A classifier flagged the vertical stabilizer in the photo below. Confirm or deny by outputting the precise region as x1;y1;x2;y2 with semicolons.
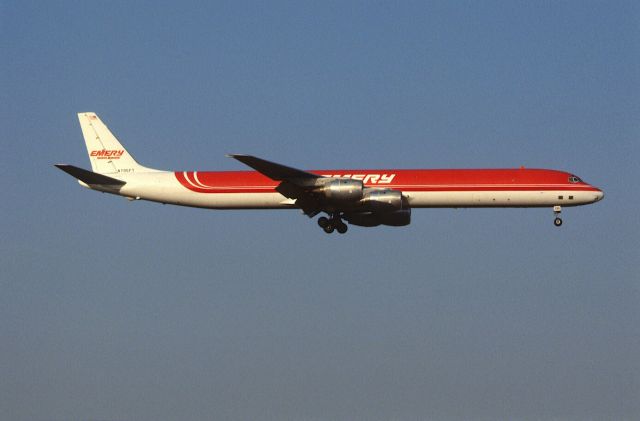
78;112;154;174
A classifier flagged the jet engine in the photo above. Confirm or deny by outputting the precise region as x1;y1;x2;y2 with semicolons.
317;178;364;202
344;189;411;226
359;188;403;211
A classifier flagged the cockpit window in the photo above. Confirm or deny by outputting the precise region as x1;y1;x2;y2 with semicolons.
568;175;582;184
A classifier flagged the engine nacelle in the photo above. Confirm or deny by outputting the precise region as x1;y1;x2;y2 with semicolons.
318;178;364;203
344;208;411;227
359;188;404;211
344;189;410;226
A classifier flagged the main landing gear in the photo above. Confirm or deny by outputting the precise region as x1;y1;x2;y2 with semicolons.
317;213;348;234
553;205;563;227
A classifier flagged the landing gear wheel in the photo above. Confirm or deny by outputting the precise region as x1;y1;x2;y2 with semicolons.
319;212;346;234
552;205;563;228
336;222;348;234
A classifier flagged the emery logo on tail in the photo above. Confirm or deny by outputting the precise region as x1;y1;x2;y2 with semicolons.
90;149;125;159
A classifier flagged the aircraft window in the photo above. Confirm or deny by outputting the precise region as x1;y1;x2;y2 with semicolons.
568;175;582;184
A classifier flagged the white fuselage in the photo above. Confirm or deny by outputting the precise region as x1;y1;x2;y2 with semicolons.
87;170;604;210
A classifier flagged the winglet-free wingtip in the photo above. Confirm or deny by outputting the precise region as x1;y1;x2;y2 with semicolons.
226;154;320;181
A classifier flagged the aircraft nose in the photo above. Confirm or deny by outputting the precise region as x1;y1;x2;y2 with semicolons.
594;188;604;202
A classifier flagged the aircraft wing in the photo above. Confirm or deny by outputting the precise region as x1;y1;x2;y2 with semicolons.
228;154;324;215
227;154;320;182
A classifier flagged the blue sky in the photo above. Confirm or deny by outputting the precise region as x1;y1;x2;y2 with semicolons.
1;1;639;420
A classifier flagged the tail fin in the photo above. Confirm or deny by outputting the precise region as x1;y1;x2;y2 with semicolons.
78;112;155;174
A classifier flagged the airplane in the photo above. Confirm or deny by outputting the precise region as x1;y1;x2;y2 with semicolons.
56;112;604;234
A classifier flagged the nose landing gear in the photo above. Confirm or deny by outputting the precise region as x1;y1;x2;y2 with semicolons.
317;213;348;234
553;205;563;227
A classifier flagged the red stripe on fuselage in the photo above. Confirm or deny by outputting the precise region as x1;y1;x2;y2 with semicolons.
174;169;601;194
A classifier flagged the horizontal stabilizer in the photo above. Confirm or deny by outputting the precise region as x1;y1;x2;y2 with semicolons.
55;164;126;186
